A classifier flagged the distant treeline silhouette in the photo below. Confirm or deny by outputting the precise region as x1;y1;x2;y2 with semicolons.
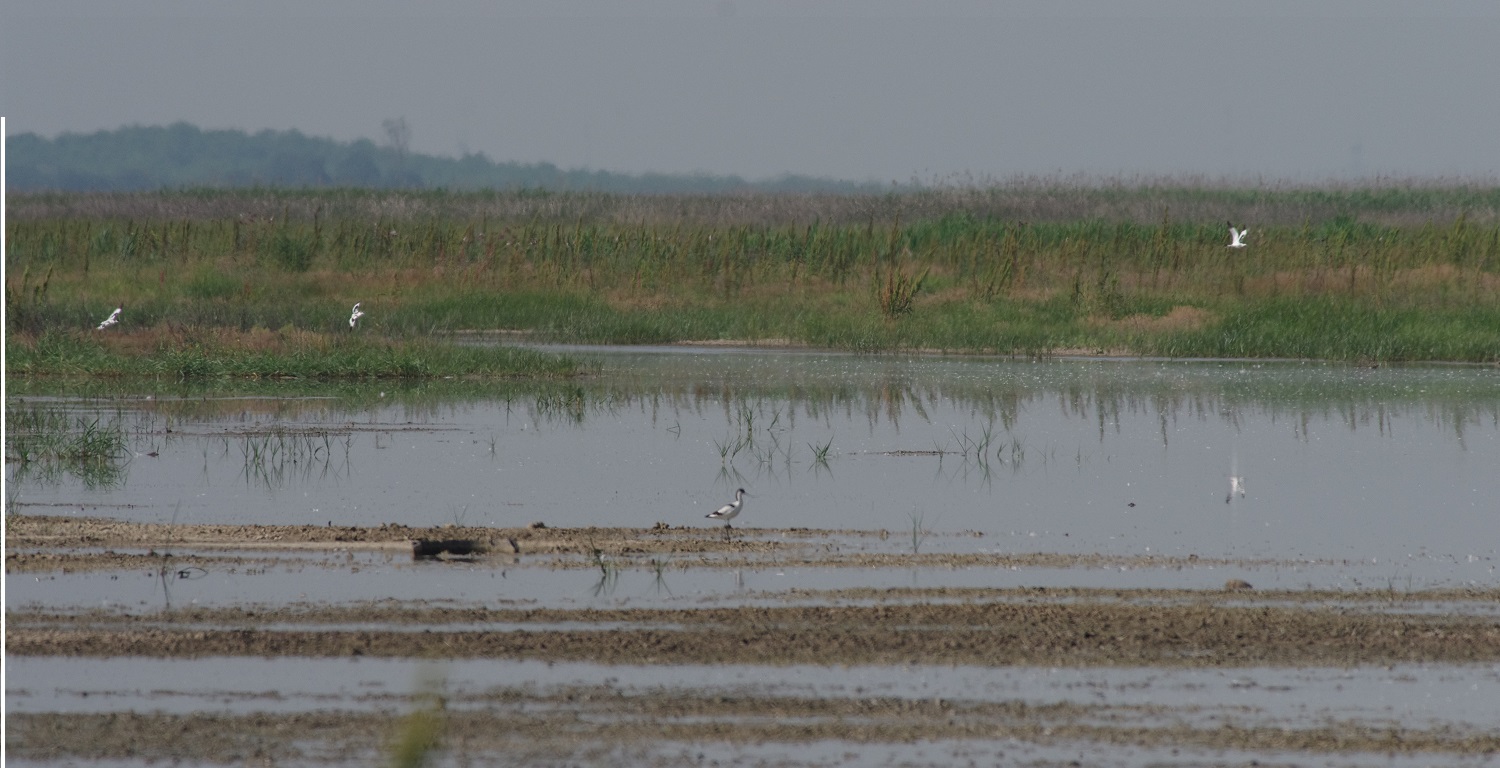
6;122;879;194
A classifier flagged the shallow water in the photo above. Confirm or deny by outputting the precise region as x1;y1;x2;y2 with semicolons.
10;656;1499;768
14;546;1496;615
13;656;1499;728
9;350;1500;765
9;349;1500;585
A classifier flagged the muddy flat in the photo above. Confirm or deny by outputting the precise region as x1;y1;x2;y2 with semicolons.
8;514;1500;766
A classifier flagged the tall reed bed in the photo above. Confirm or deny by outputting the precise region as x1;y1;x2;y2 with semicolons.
10;180;1500;226
6;186;1499;361
12;211;1496;302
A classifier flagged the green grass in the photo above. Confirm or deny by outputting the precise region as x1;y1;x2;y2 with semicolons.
6;185;1500;364
5;403;133;488
1120;298;1500;362
5;329;588;379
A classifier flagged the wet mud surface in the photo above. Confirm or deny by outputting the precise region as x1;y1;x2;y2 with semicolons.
12;597;1500;667
13;695;1500;767
9;514;1500;766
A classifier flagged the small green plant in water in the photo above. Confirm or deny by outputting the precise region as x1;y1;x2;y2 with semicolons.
907;506;938;555
809;437;833;468
237;428;344;491
714;433;747;463
951;423;995;463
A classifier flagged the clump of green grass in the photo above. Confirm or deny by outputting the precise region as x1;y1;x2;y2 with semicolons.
6;328;589;380
808;436;833;468
184;266;241;300
714;433;746;463
238;429;347;491
951;424;995;462
5;404;131;488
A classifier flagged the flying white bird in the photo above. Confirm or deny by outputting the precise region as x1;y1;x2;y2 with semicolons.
706;488;747;528
1227;222;1249;249
96;305;123;330
349;302;365;329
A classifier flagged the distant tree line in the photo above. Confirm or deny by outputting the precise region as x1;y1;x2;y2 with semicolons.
6;122;879;195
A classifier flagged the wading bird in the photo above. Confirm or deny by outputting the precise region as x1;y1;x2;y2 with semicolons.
349;302;365;329
96;305;123;330
706;488;747;528
1227;222;1249;248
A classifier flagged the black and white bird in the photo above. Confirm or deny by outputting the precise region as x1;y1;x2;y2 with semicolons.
349;302;365;329
706;488;746;528
1227;222;1249;249
96;305;123;330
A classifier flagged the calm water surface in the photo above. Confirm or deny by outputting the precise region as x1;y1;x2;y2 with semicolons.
11;348;1498;572
10;349;1500;766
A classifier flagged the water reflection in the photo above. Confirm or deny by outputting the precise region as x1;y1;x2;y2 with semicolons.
3;400;149;490
7;352;1499;571
154;554;210;614
232;429;353;492
13;356;1492;439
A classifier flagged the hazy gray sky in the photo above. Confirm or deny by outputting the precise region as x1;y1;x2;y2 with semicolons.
5;0;1498;183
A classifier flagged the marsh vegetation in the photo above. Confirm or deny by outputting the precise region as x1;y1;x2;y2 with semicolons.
4;403;134;488
6;182;1500;368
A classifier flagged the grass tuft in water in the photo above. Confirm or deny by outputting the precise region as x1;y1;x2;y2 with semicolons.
5;404;132;488
236;429;347;491
809;436;834;469
906;507;937;555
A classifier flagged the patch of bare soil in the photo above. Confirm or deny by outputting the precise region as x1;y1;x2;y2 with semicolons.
4;514;1279;569
5;550;250;574
6;513;800;557
11;598;1500;667
1091;304;1215;336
